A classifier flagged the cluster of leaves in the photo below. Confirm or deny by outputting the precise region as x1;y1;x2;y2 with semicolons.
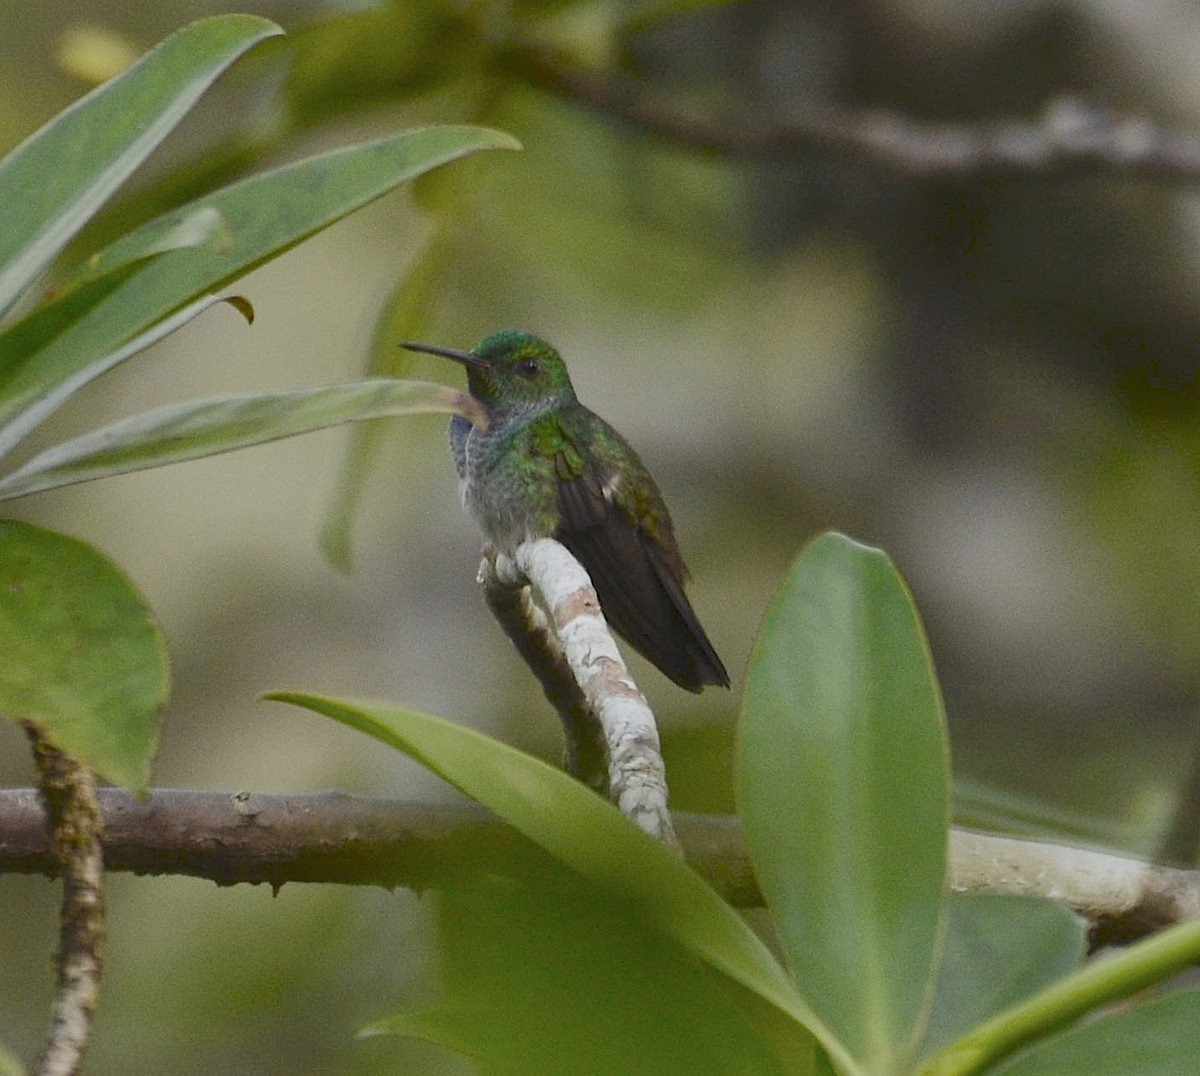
280;534;1200;1075
0;14;512;789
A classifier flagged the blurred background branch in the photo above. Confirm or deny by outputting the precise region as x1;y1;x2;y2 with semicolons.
514;47;1200;180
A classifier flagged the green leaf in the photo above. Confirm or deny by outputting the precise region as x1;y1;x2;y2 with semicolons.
267;693;861;1075
920;896;1086;1058
0;520;167;790
919;916;1200;1075
0;124;519;455
989;987;1200;1075
370;855;798;1075
0;210;233;460
0;14;280;321
0;379;482;500
737;532;950;1073
0;293;249;461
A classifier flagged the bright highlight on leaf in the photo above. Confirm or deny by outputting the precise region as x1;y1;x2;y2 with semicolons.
56;24;143;84
0;1036;24;1076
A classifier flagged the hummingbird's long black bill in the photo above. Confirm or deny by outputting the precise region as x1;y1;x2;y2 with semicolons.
401;341;491;370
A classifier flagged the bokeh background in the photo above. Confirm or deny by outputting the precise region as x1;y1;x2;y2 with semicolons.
3;0;1200;1071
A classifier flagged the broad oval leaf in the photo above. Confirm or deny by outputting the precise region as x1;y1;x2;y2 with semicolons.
267;692;863;1076
988;987;1200;1075
920;896;1086;1059
0;14;280;320
0;379;482;500
919;914;1200;1076
0;124;519;454
371;858;797;1075
737;532;950;1074
0;520;167;790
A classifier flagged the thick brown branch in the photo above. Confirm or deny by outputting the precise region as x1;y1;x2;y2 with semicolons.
509;45;1200;181
0;787;516;890
1;787;1196;946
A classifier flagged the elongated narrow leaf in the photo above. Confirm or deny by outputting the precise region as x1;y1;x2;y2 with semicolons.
0;520;167;790
268;693;864;1076
0;206;229;457
920;896;1086;1058
72;206;232;284
0;14;280;320
989;987;1200;1075
737;533;950;1074
0;292;246;461
0;380;481;500
0;124;519;453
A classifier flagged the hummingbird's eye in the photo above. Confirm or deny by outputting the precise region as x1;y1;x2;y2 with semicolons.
516;357;540;379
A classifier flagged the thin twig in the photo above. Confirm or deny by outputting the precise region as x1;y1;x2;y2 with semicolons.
508;45;1200;181
1;787;1196;945
485;538;679;849
23;727;105;1076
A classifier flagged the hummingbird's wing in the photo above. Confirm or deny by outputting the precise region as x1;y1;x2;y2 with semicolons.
554;456;729;692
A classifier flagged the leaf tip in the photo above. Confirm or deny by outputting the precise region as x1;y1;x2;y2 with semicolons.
317;509;354;574
222;294;255;324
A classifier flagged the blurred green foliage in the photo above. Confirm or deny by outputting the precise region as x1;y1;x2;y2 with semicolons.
3;0;1200;1072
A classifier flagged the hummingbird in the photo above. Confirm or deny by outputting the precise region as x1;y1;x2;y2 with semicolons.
402;329;729;693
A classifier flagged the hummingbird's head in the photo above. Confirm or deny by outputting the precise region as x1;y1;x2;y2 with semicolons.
403;330;577;419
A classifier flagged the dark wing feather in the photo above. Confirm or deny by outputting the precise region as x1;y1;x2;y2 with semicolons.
554;461;729;692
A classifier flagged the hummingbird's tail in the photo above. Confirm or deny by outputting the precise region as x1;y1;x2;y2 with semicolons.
558;524;729;693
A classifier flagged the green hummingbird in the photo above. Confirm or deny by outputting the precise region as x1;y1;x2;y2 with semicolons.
402;329;729;693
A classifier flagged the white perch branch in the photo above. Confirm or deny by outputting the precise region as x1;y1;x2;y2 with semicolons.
485;538;679;849
949;829;1200;938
